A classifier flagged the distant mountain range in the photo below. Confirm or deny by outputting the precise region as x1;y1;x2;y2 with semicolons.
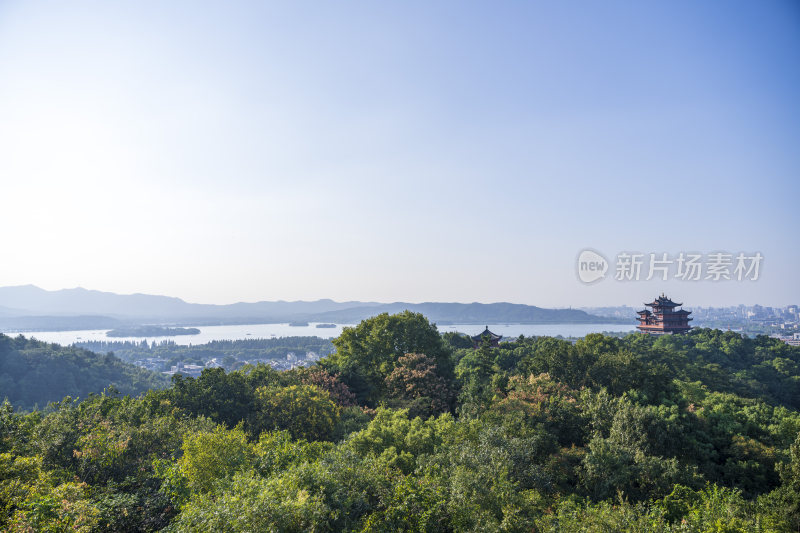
0;285;627;331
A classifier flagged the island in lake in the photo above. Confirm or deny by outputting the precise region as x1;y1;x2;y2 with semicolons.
288;321;309;327
106;326;201;338
315;323;336;328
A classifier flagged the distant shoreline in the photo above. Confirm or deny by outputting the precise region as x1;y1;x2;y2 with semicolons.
1;318;629;334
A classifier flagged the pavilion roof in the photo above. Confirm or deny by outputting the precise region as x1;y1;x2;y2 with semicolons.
471;326;502;342
644;294;682;307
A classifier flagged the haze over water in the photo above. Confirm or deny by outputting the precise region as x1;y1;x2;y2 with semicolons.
9;322;637;346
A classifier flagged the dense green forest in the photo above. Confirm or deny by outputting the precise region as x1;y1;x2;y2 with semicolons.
0;335;167;411
1;311;799;531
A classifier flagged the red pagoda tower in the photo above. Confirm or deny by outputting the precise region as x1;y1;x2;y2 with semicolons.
636;294;692;335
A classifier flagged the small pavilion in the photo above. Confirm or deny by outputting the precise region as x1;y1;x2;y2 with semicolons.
471;326;502;348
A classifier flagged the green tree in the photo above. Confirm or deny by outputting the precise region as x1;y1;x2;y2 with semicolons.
253;385;340;441
323;312;452;405
169;368;255;429
385;352;453;418
168;425;256;497
455;337;497;417
169;471;328;533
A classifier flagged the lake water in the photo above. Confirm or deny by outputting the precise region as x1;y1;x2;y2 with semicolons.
4;322;637;346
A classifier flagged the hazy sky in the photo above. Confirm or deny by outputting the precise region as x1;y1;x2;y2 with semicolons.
1;1;798;307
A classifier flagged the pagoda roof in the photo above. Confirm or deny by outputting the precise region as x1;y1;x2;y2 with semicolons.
637;309;652;315
471;326;502;342
644;294;682;307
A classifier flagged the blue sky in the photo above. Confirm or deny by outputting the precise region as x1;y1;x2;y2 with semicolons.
0;1;798;307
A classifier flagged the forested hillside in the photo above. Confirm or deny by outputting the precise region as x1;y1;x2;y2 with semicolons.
1;312;799;531
0;334;167;411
